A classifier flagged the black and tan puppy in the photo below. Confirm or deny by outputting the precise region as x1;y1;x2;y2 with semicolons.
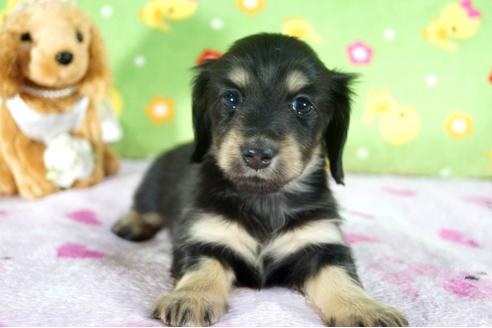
112;33;408;327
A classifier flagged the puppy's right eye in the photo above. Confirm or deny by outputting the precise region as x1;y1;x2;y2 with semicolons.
222;90;242;110
20;33;32;42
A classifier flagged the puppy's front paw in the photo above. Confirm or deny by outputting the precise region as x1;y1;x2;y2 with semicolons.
322;298;408;327
152;290;227;327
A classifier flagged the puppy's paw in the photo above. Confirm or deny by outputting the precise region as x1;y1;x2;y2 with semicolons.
152;290;227;327
322;297;408;327
111;211;162;242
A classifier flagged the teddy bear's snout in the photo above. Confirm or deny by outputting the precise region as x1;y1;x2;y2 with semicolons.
55;51;74;65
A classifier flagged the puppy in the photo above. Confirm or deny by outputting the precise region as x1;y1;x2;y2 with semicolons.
112;33;408;327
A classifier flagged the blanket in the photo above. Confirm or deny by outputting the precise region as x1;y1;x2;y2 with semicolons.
0;161;491;326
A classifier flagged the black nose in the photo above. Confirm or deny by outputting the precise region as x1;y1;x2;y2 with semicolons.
55;51;73;65
242;146;277;170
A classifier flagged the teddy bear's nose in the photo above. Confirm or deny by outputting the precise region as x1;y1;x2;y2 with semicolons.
55;51;73;65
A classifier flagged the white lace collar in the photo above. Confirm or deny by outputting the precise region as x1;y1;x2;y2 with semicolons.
21;85;77;99
5;94;89;144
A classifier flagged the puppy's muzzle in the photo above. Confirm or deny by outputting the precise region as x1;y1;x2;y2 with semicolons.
241;143;278;170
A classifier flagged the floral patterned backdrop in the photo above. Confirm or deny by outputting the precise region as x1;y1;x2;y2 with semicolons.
2;0;491;178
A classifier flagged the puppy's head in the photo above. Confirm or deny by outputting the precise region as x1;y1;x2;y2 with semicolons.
0;1;110;98
192;33;354;193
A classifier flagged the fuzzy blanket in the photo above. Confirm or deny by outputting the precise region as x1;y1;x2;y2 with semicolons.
0;161;491;327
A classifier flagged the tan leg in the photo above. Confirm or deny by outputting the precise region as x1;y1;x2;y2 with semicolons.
0;108;58;199
102;144;120;177
73;103;105;188
153;257;235;327
13;137;59;199
304;266;408;327
0;153;16;195
111;210;163;241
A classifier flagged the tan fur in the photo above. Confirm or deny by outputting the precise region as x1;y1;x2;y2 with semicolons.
216;129;243;174
286;70;308;93
262;219;345;260
228;67;250;89
154;257;235;326
304;267;408;327
217;130;305;185
189;213;259;264
0;1;119;199
111;210;162;239
282;145;322;193
278;134;304;181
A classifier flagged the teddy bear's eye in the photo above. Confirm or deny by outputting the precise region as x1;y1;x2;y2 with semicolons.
76;31;83;43
20;32;32;42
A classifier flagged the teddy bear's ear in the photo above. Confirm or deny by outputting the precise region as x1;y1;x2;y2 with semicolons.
77;24;111;101
0;28;23;98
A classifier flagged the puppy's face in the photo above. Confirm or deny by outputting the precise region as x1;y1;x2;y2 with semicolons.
10;3;92;88
192;34;354;193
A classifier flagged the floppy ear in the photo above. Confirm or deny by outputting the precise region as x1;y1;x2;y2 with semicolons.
324;71;356;185
0;28;23;98
190;61;214;162
77;24;111;101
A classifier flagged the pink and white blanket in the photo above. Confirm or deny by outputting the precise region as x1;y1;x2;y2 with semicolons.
0;161;491;326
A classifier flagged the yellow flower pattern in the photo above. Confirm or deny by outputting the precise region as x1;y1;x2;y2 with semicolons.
365;90;421;145
146;97;175;125
282;17;321;43
444;113;473;139
236;0;265;15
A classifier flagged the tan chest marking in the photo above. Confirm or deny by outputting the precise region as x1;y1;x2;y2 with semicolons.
189;214;260;264
261;219;345;260
189;215;345;267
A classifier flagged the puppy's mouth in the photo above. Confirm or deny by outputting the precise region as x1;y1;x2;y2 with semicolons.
230;175;284;194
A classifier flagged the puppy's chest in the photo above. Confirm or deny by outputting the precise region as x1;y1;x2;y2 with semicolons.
188;213;344;287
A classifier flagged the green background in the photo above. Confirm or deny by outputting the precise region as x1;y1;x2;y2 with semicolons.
3;0;492;178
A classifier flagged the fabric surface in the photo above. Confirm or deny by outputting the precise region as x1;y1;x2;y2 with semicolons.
0;161;491;326
4;0;491;178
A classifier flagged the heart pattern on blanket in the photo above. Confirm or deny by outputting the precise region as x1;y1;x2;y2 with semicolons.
382;186;417;197
67;209;102;225
347;210;375;219
344;232;380;244
0;210;8;217
463;195;492;208
57;243;105;258
439;229;480;248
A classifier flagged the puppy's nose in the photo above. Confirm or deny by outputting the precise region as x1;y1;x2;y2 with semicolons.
242;146;277;170
55;51;73;65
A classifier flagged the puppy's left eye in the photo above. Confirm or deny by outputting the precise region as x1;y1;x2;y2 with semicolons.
222;90;242;110
76;31;84;43
291;96;314;115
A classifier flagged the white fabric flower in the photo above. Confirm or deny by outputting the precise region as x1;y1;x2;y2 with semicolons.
44;133;94;188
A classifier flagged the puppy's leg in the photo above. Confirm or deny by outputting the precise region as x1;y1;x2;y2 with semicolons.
112;159;168;241
112;152;179;241
264;219;407;327
111;210;163;241
304;265;408;327
153;257;234;327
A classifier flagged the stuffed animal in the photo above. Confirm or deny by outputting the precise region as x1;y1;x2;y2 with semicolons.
0;0;120;199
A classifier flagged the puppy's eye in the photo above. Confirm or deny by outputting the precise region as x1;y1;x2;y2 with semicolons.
222;90;242;110
76;31;83;43
291;96;314;115
20;32;32;42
